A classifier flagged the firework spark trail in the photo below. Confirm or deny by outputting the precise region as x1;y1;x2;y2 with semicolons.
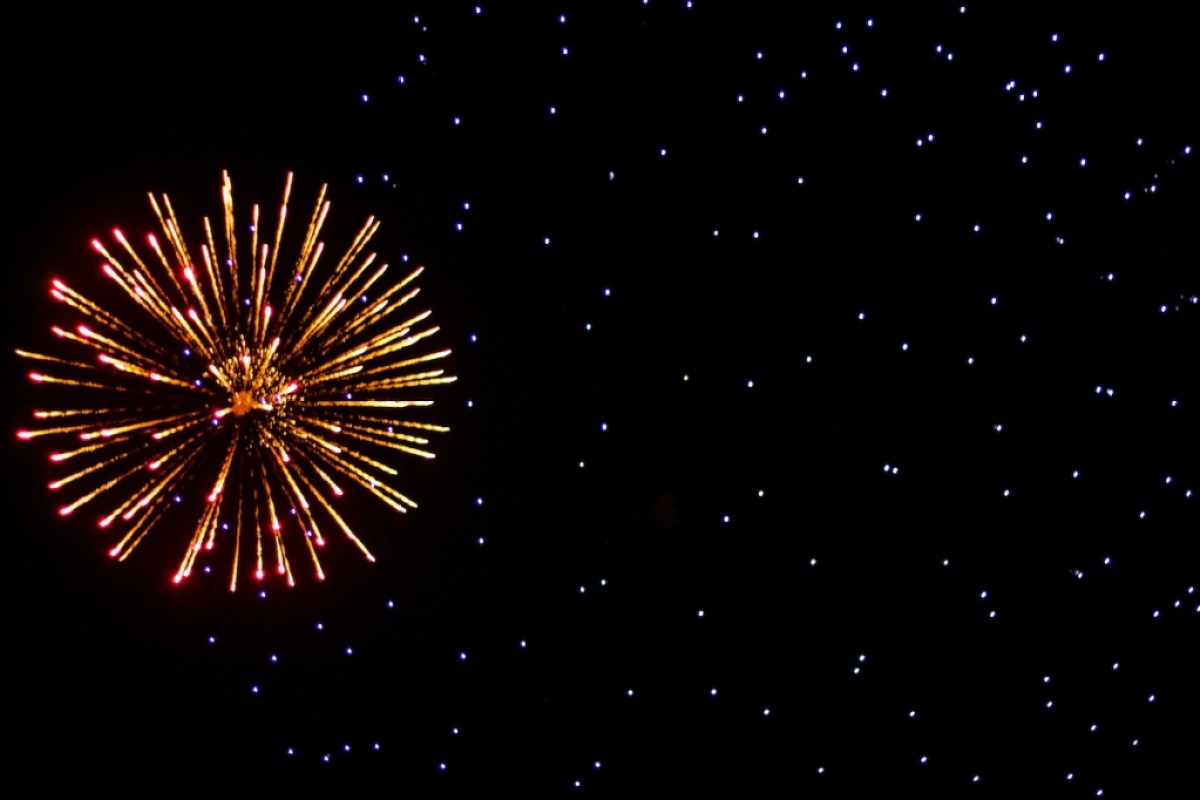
17;172;455;590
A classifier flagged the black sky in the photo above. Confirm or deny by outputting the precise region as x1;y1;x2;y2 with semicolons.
4;3;1199;796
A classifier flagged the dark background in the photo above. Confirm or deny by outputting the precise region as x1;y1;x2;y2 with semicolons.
3;3;1198;796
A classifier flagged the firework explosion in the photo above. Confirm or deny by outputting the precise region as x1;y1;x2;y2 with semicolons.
16;172;455;589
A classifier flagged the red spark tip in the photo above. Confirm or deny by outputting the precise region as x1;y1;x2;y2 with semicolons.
172;573;184;584
29;372;44;382
16;431;33;440
98;518;111;528
109;546;122;557
256;570;265;580
59;507;73;517
276;564;286;574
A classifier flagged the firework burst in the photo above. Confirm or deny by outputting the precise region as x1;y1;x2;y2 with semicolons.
17;172;455;589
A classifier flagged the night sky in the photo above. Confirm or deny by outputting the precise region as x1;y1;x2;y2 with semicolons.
4;3;1198;796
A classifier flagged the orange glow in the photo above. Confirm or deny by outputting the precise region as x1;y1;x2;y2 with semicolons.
231;391;256;417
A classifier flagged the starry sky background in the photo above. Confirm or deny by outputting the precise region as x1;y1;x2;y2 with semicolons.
3;2;1198;796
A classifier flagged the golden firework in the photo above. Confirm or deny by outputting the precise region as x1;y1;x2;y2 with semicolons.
17;172;455;589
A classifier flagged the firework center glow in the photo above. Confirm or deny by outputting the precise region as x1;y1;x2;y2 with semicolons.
231;390;260;417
